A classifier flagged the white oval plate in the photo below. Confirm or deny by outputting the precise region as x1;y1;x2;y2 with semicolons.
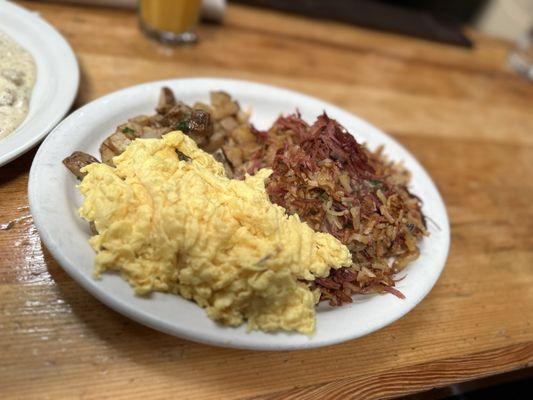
29;78;450;350
0;0;79;166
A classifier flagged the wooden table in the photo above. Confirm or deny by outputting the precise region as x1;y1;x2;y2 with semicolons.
1;2;532;399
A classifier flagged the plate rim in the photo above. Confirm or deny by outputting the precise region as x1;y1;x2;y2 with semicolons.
0;0;79;166
29;77;450;350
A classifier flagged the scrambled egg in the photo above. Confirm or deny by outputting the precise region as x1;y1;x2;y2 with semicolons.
79;131;351;334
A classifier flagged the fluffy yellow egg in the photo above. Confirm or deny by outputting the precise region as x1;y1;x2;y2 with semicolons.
78;131;351;334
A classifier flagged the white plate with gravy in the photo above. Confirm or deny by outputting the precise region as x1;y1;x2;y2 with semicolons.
0;0;78;166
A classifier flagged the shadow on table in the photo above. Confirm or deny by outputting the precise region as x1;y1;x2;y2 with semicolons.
44;243;431;396
0;149;36;187
402;367;533;400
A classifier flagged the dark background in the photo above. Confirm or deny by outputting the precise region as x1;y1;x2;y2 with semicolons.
232;0;489;47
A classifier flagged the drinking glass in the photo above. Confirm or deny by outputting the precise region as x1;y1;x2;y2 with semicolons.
139;0;202;44
508;27;533;80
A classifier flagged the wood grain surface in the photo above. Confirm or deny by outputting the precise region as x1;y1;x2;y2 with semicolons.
1;1;533;399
